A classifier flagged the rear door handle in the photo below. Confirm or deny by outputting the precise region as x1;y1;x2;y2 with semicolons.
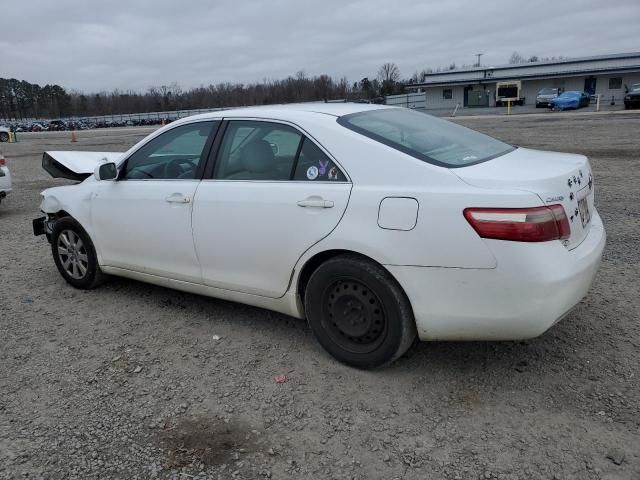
297;197;334;208
165;193;190;204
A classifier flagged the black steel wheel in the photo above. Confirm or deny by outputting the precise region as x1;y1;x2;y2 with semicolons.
323;278;388;354
304;254;416;369
0;132;9;142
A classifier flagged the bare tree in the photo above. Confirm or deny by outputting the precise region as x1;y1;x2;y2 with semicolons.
508;51;526;64
377;62;401;83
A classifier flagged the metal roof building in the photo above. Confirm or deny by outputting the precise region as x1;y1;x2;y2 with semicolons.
406;52;640;109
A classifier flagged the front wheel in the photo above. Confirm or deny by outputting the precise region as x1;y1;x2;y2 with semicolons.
51;217;106;289
0;132;9;142
304;255;417;369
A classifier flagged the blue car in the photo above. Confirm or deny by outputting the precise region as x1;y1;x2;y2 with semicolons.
549;91;591;110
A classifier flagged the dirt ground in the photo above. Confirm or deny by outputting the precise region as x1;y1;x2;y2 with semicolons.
1;112;639;480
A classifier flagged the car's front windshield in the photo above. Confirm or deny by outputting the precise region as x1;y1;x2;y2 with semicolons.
539;88;557;95
338;108;514;168
631;84;640;93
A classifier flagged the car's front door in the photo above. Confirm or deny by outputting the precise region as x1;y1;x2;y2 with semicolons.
192;120;352;298
92;121;219;283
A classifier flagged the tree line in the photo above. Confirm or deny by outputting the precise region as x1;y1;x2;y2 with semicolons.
0;64;408;121
0;53;565;120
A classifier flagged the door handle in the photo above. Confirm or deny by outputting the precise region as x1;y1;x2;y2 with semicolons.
297;197;334;208
165;193;191;204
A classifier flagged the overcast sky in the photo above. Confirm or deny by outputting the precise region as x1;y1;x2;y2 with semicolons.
1;0;639;92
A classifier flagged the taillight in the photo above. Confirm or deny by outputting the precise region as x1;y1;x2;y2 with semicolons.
464;205;570;242
0;154;5;167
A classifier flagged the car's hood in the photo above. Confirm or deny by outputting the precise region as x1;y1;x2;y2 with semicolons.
42;151;124;181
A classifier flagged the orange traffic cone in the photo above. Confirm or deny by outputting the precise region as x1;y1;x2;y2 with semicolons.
71;130;77;143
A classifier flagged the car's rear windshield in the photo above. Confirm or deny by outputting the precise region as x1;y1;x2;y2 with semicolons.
337;108;514;167
539;88;557;94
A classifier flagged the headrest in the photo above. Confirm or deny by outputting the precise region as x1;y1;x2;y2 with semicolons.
240;140;274;173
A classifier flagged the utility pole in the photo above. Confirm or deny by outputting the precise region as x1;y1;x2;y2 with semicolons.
475;53;484;67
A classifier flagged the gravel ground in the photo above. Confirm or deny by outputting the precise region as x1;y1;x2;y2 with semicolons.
0;113;639;480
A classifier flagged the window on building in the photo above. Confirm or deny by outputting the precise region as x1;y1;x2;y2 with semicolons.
442;89;453;100
609;77;622;90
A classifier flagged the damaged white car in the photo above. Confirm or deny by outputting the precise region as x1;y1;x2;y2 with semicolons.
34;104;605;368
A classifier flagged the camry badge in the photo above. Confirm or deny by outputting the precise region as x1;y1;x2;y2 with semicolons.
546;196;564;202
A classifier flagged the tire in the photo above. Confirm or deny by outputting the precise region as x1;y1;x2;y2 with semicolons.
304;254;417;369
51;217;106;289
0;132;9;142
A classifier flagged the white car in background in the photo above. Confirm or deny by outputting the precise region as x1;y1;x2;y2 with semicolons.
0;152;12;203
33;104;605;368
0;126;11;143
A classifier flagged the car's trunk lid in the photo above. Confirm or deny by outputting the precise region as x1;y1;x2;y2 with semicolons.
452;147;595;249
43;151;124;181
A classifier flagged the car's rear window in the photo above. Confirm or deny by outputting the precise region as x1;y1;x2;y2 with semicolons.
337;108;514;167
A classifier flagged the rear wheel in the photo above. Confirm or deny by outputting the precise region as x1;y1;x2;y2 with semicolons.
0;132;9;142
51;217;106;289
304;255;417;369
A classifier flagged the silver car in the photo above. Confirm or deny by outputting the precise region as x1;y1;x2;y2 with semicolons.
536;88;561;108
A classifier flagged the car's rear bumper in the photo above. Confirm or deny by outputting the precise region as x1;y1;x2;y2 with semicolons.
388;211;606;341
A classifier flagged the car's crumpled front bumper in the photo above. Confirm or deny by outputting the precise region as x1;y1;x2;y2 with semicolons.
32;215;56;238
388;211;606;341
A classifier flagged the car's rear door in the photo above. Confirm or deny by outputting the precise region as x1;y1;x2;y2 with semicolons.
91;121;219;283
192;119;351;298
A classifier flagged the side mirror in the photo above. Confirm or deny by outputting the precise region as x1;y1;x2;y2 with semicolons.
94;162;117;181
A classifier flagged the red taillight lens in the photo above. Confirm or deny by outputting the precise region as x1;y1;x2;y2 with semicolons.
464;205;570;242
0;155;5;167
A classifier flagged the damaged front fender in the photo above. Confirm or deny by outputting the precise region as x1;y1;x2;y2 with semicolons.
40;194;63;213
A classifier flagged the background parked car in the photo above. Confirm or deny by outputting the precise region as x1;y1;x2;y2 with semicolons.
0;126;10;142
536;87;561;107
549;91;590;110
624;83;640;109
0;151;12;203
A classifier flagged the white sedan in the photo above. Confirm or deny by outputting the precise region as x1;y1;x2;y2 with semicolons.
33;104;605;368
0;151;11;203
0;126;10;143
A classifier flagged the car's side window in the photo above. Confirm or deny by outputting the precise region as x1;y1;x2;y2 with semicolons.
122;121;217;180
214;121;303;181
293;138;347;182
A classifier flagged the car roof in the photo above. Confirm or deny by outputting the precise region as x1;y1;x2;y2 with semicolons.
175;102;391;124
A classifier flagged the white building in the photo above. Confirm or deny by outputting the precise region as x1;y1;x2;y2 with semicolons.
407;52;640;109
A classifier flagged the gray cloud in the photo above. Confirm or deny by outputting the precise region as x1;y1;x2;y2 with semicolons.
1;0;639;92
